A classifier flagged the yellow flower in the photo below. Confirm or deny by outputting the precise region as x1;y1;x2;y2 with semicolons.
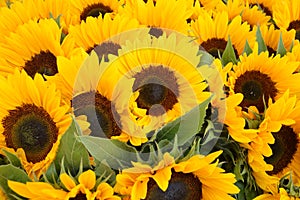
120;0;192;34
273;0;300;40
60;170;120;200
0;0;71;41
243;91;300;192
242;0;276;17
115;151;239;200
49;50;147;145
216;0;271;28
108;32;210;139
190;10;256;57
63;13;141;55
0;18;74;78
253;188;300;200
67;0;123;25
0;69;71;178
227;44;300;113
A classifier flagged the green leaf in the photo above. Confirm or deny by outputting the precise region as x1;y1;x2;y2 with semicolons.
54;119;91;175
155;96;211;146
2;149;21;168
255;26;267;53
221;37;238;66
198;50;214;67
242;40;253;56
276;33;287;56
0;164;31;200
78;137;138;170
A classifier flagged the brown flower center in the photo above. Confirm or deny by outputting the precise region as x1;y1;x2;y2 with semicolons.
234;70;278;112
200;38;239;58
287;20;300;40
133;66;179;116
69;192;87;200
80;3;113;21
267;46;277;55
72;91;122;138
93;41;121;62
24;51;58;78
2;104;58;163
145;172;202;200
265;126;299;175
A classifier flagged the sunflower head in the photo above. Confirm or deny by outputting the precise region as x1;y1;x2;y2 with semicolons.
115;150;239;200
120;0;192;34
0;18;72;78
106;31;211;137
227;44;300;113
68;0;123;25
0;69;71;178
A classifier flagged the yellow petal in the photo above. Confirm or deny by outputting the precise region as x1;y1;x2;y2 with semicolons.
78;170;96;190
7;181;35;198
60;173;76;191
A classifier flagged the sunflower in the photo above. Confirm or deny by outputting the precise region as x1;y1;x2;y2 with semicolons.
0;69;71;178
243;0;276;17
114;151;239;200
50;50;148;146
60;170;120;200
253;24;296;55
120;0;192;35
68;0;123;26
109;32;210;132
273;0;300;40
0;18;74;78
216;0;271;28
253;188;299;200
227;44;300;113
8;170;120;200
189;10;256;58
63;13;141;56
242;91;300;192
240;3;271;28
0;0;71;41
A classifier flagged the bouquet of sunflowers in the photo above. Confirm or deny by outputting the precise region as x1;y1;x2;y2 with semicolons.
0;0;300;199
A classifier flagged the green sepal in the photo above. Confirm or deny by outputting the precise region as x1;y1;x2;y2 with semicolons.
41;162;60;189
242;40;253;56
276;32;287;56
1;149;21;168
0;164;31;200
255;26;268;53
78;136;138;170
94;160;117;186
54;119;91;176
154;96;211;146
221;37;238;66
